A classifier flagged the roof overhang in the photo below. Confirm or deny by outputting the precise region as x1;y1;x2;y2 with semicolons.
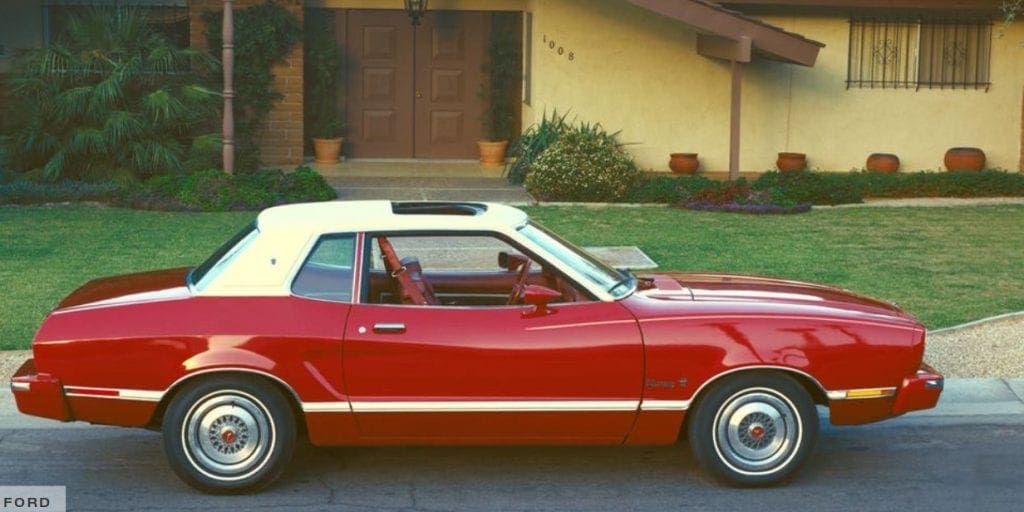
720;0;1003;15
625;0;825;66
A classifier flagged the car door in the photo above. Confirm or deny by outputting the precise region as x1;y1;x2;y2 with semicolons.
342;233;645;443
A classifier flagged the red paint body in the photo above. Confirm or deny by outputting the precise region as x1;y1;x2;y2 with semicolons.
11;263;942;446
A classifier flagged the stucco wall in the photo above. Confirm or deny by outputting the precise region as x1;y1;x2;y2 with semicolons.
524;0;1024;173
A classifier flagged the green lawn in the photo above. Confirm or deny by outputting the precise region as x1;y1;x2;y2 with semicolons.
2;203;1022;350
524;204;1024;330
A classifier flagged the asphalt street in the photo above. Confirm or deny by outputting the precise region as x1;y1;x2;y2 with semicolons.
1;383;1023;512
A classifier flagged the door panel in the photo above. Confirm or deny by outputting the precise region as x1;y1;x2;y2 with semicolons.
346;10;414;157
342;301;644;442
414;12;489;158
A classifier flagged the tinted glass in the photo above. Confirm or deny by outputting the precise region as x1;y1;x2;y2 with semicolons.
518;221;631;298
292;235;357;302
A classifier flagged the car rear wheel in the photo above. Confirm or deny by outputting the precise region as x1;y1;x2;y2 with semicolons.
162;375;296;494
687;372;818;486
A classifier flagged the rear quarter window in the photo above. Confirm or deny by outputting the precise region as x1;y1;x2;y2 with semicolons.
291;234;357;302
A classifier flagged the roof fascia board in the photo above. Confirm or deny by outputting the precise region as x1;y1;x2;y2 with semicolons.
626;0;824;66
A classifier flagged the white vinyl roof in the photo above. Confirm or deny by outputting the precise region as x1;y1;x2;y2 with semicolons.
255;201;529;235
196;201;609;299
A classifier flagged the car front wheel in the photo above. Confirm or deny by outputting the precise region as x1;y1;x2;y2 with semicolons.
687;372;818;486
162;375;296;494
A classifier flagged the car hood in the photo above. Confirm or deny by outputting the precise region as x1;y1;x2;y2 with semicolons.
637;272;912;319
56;267;192;310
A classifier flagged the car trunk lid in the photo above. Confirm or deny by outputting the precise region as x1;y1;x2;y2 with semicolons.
56;267;192;310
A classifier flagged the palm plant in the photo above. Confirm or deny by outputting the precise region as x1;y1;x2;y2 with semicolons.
4;8;218;181
504;110;569;184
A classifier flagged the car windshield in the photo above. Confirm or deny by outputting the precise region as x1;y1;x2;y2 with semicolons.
187;221;258;289
518;221;635;299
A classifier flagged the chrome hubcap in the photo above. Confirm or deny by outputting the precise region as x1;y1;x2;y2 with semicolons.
184;392;273;479
714;390;800;473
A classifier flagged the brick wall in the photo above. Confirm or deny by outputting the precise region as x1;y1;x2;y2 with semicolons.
189;0;304;168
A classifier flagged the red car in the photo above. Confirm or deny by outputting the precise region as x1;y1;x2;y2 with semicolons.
10;201;943;493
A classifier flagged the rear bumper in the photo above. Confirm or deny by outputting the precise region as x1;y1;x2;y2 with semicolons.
9;358;72;422
891;362;944;415
829;363;944;425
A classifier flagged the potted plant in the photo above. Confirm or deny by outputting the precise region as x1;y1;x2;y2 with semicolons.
304;13;345;164
312;119;343;164
944;147;986;172
478;13;521;168
866;153;900;173
776;152;807;173
669;153;699;175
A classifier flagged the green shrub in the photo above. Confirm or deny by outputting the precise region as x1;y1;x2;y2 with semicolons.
127;166;337;211
526;131;639;202
505;110;570;185
752;171;864;205
0;180;121;205
507;111;629;186
282;165;338;203
304;11;344;141
751;169;1024;206
4;8;218;181
2;166;335;210
480;12;522;142
858;169;1024;198
625;175;719;203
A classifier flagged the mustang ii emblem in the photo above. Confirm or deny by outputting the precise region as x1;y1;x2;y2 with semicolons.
647;378;687;389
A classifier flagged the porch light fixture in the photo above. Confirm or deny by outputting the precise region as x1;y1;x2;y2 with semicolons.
404;0;427;26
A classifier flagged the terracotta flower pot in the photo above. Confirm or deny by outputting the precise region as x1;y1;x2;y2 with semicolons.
669;153;699;175
313;137;343;164
478;140;509;168
944;147;986;172
866;153;900;174
776;152;807;173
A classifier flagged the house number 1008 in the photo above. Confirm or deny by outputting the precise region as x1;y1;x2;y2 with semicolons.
542;34;575;62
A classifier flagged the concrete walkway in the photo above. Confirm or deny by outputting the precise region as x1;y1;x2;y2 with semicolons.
830;197;1024;208
311;159;535;203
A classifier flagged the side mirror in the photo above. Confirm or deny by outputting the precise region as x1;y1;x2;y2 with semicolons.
522;285;561;315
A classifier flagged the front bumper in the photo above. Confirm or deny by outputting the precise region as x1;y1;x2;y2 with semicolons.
829;362;944;425
9;358;72;422
891;362;944;415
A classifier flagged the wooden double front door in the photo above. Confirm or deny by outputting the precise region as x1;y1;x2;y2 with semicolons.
345;10;490;159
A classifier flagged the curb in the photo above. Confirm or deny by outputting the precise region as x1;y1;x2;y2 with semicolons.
522;198;1024;209
928;310;1024;335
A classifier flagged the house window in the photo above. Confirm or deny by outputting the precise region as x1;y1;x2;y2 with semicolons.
847;17;991;91
43;1;189;48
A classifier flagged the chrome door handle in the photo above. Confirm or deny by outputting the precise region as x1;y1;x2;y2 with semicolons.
373;323;406;334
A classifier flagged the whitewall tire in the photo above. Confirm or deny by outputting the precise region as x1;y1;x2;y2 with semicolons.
162;375;296;494
687;372;818;486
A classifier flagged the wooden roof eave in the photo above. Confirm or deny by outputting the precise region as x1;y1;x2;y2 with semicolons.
625;0;825;66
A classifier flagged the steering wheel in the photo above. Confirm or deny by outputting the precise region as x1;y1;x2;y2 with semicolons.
507;259;533;305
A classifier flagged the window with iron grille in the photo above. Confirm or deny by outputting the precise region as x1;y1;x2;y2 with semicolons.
847;17;992;91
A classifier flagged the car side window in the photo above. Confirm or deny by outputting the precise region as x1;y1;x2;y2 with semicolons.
365;233;591;306
369;235;516;272
292;234;356;302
